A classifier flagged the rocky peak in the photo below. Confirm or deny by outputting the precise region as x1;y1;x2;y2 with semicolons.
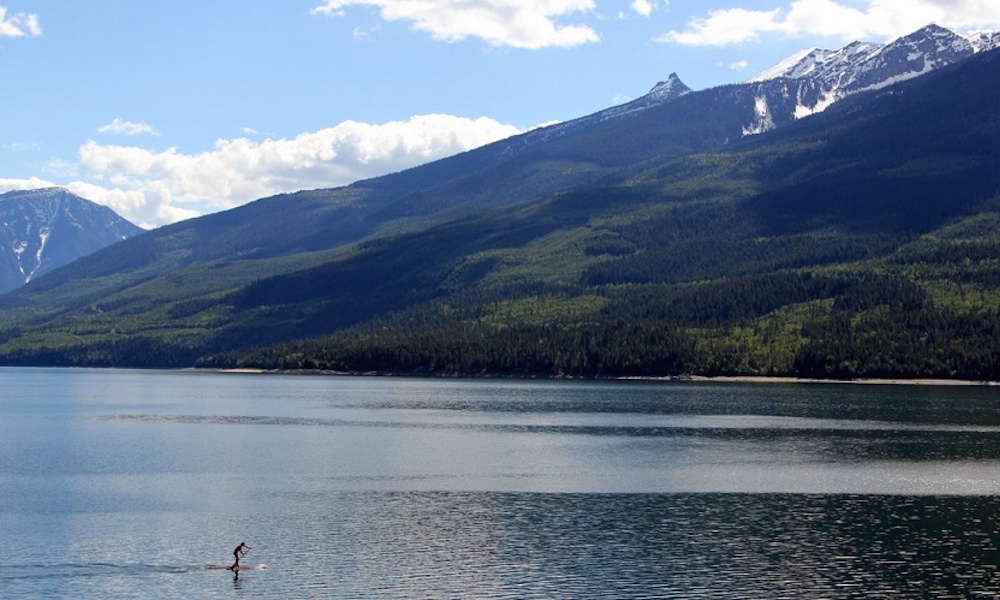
646;73;692;102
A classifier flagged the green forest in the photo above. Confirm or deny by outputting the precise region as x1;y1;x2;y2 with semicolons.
200;262;1000;380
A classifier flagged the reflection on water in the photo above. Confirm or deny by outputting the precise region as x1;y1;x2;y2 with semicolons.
3;369;1000;597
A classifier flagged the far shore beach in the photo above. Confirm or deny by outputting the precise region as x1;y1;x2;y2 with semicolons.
204;368;1000;386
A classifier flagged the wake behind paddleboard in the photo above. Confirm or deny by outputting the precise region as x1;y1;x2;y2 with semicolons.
205;564;269;570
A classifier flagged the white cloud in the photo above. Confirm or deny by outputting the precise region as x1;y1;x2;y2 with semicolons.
311;0;600;49
658;0;1000;46
729;59;749;70
631;0;656;17
65;181;198;229
43;158;79;179
658;8;784;45
66;114;522;228
3;115;523;229
97;117;159;137
0;6;41;38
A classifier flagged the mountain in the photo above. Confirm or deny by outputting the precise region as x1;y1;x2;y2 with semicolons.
210;47;1000;378
235;47;1000;380
0;41;997;378
747;24;996;119
0;188;143;294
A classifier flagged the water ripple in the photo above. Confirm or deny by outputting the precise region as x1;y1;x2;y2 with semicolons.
256;492;1000;598
91;413;1000;462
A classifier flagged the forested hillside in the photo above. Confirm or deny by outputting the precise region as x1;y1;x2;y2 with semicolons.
211;49;1000;379
0;49;999;380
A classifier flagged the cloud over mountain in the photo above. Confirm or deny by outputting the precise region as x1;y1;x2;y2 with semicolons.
2;114;523;228
659;0;1000;46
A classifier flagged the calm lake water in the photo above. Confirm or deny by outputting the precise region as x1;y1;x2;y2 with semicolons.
3;368;1000;598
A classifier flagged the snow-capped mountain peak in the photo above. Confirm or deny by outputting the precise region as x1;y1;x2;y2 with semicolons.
744;24;994;123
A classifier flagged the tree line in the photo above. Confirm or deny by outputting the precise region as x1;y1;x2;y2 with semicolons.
198;268;1000;381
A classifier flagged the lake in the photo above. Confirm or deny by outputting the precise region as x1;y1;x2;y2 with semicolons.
3;368;1000;598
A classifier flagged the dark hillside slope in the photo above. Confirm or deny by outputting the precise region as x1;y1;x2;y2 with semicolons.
582;49;1000;286
746;49;1000;233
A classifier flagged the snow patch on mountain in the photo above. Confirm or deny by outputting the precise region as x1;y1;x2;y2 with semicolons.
968;31;1000;52
743;96;776;136
748;48;824;83
28;227;51;282
794;93;836;120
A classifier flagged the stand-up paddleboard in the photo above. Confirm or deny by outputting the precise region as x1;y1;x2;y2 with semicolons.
205;564;269;570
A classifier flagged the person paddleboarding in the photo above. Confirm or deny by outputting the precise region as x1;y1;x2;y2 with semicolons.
231;542;251;570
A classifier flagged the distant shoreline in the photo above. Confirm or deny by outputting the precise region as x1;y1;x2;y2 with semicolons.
652;375;1000;386
204;369;1000;386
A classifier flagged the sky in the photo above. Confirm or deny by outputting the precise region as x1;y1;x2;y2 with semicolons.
1;1;999;228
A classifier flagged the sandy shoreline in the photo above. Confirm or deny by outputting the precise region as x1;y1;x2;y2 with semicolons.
664;375;1000;386
204;368;1000;386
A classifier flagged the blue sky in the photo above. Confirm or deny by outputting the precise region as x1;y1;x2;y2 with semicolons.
1;1;998;227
